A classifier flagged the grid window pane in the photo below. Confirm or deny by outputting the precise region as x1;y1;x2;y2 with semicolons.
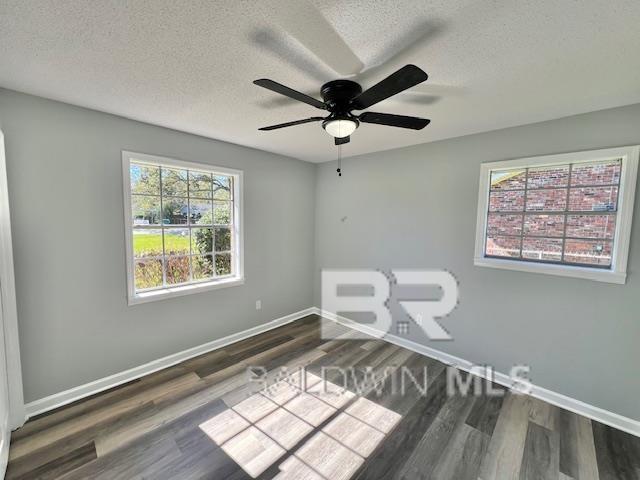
215;227;232;252
189;199;213;225
189;171;213;199
566;214;616;240
214;175;233;200
132;195;162;225
193;255;214;280
215;253;232;276
486;236;521;258
564;240;613;266
568;186;618;212
487;214;523;236
164;228;190;255
522;238;563;262
134;258;163;290
525;189;567;212
527;165;569;189
214;201;232;224
489;191;525;212
133;229;163;258
490;170;526;190
162;167;188;196
191;228;213;255
570;160;621;186
130;163;160;195
523;215;564;237
162;197;188;225
166;256;191;284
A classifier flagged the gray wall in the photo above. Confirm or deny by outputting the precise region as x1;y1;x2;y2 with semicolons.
0;89;316;403
2;86;639;421
315;104;640;421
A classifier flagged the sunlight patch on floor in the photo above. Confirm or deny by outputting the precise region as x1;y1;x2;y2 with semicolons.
199;371;402;479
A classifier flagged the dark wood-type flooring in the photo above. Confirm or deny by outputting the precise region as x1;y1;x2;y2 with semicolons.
7;315;640;479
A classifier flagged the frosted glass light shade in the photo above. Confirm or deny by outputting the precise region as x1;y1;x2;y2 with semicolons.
323;119;357;138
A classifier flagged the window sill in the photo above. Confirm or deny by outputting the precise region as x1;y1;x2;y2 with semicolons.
473;257;626;284
128;276;245;305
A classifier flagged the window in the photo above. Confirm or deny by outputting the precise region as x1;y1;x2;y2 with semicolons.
122;151;243;304
474;146;639;283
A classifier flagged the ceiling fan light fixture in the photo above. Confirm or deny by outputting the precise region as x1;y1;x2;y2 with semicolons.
322;117;358;138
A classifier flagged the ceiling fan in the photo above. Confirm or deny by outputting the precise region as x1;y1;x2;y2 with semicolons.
254;64;431;145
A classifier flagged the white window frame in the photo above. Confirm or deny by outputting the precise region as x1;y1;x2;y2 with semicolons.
474;146;639;284
122;151;244;305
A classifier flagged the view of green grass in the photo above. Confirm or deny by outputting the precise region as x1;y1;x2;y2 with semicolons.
133;233;191;256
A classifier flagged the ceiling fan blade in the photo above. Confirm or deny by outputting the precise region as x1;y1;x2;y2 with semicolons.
274;0;364;76
258;117;324;131
335;136;350;145
351;65;428;110
359;112;430;130
254;79;326;110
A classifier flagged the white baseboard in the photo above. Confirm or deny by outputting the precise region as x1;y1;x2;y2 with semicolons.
313;307;640;438
24;307;316;419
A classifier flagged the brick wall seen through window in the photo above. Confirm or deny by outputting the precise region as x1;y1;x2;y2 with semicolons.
486;159;621;267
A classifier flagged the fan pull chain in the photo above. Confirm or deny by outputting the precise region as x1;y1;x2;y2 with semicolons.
337;144;342;177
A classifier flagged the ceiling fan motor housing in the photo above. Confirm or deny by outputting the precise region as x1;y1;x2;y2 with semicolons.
320;79;362;112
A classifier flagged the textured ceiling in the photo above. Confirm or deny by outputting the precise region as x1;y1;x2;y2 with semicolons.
1;0;640;162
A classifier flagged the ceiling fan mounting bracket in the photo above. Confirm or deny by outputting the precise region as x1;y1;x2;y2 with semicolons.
320;79;362;112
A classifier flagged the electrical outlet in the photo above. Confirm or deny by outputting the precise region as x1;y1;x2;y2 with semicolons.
255;300;262;310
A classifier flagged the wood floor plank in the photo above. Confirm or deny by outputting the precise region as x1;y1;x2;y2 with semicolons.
5;441;96;480
58;431;182;480
465;390;505;437
316;341;398;391
519;421;560;480
343;343;403;396
478;392;532;480
558;409;602;480
202;330;326;389
295;431;364;480
360;340;382;351
397;391;477;479
574;414;601;480
305;341;373;376
363;353;444;417
9;372;200;461
92;401;164;457
179;348;230;373
558;408;580;479
195;335;295;378
6;401;157;477
12;366;189;442
529;396;559;431
431;423;491;480
142;439;251;480
593;420;639;480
